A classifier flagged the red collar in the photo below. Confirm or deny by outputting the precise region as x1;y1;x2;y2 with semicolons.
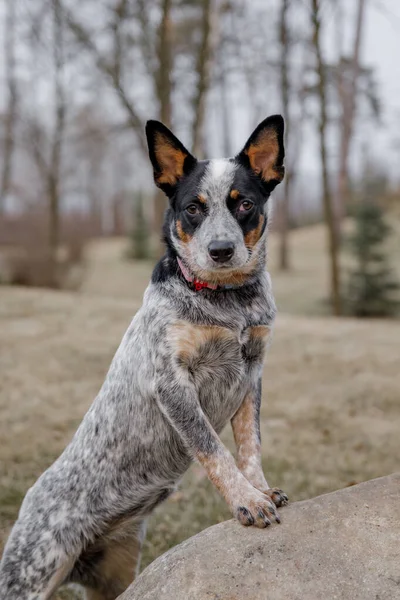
177;257;220;291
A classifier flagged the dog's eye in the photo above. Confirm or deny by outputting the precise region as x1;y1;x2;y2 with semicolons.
186;204;199;215
239;200;254;212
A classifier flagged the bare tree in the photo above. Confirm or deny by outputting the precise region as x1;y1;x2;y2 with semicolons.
22;0;68;282
192;0;218;157
336;0;367;222
276;0;310;270
61;1;146;152
153;0;174;255
48;0;67;259
157;0;173;127
66;106;104;233
61;0;176;253
277;0;291;271
0;0;18;215
311;0;342;316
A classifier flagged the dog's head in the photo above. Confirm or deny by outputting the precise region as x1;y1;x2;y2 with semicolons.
146;116;284;285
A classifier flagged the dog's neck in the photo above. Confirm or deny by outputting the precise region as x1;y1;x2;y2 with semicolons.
151;247;275;327
174;244;268;293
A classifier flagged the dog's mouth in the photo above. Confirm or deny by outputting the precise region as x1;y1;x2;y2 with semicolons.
201;248;256;272
179;254;258;287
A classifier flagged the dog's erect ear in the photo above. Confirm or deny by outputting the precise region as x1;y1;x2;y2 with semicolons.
237;115;285;191
145;120;197;198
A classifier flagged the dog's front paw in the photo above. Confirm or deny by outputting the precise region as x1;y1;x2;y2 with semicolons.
234;489;281;528
264;487;289;508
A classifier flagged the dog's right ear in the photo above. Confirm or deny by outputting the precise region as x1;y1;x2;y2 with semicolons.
146;121;197;198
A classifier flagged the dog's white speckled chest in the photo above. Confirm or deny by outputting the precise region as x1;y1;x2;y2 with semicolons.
169;321;270;433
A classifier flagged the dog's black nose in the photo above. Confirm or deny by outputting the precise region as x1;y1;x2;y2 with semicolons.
208;241;235;263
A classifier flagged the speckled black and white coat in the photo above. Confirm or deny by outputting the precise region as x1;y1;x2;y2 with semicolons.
0;116;288;600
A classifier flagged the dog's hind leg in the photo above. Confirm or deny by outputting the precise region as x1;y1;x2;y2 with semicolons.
70;519;147;600
0;517;78;600
39;556;76;600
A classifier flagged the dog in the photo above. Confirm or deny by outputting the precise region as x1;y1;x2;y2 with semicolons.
0;115;288;600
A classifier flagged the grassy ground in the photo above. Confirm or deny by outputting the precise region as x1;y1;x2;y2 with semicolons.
1;224;400;598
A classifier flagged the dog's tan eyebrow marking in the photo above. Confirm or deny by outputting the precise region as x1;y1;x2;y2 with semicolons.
198;194;207;204
230;189;240;200
244;215;265;249
176;220;192;244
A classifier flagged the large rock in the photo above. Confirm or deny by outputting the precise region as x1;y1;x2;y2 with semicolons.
118;473;400;600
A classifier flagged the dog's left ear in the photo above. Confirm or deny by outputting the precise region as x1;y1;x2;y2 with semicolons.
237;115;285;191
146;120;197;198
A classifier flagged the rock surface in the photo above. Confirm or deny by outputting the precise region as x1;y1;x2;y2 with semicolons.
118;473;400;600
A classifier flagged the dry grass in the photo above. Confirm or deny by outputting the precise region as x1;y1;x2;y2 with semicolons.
1;224;400;598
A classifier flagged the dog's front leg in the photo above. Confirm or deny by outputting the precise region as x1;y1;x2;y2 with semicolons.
156;376;280;528
231;379;288;509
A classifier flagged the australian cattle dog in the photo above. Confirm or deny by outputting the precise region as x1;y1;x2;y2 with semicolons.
0;115;288;600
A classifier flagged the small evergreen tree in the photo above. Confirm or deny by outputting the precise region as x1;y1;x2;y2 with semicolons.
345;199;399;317
128;192;151;260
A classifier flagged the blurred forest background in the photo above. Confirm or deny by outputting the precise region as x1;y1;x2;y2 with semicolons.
0;0;399;315
1;1;400;597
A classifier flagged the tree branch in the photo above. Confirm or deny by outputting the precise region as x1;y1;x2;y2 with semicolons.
60;1;146;152
192;0;218;157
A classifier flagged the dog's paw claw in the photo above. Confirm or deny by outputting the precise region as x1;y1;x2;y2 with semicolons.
235;493;280;528
237;506;255;526
266;488;289;508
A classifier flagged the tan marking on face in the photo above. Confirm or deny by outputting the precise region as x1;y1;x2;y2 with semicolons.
230;189;240;200
169;322;237;365
245;129;284;182
154;132;187;186
176;220;192;244
198;193;207;204
244;215;265;249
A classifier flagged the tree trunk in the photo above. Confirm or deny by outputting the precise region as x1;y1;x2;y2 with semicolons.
0;0;17;216
157;0;173;128
192;0;217;158
61;2;146;152
311;0;342;316
49;0;66;282
278;0;290;271
336;0;367;222
219;67;231;157
154;0;173;257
